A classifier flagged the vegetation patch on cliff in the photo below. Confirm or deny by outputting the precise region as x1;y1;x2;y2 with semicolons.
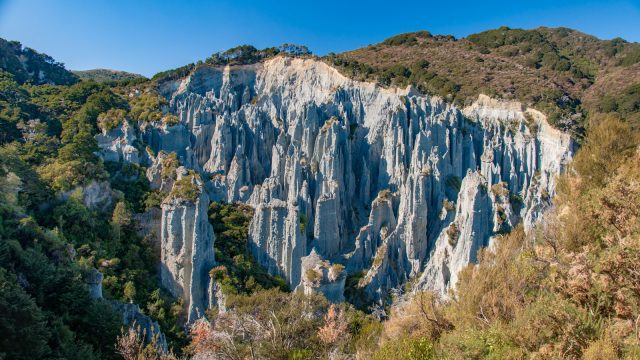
208;202;288;296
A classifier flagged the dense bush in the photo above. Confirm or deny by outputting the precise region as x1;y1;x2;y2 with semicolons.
129;92;166;123
382;31;432;46
597;83;640;124
0;164;122;359
190;289;381;359
208;202;288;295
620;44;640;66
151;63;195;83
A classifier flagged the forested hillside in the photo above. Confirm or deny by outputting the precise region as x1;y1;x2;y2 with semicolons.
72;69;145;83
330;27;640;138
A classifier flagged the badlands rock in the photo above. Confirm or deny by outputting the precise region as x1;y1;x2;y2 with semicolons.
95;120;141;164
160;171;215;322
300;249;346;302
136;56;573;304
83;268;103;300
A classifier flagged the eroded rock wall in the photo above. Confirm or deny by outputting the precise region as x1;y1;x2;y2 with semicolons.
138;56;572;303
160;172;215;322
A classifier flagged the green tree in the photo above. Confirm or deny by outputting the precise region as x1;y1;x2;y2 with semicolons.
0;269;50;359
112;201;132;241
124;281;137;303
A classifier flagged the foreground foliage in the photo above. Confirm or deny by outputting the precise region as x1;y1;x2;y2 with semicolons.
188;289;381;359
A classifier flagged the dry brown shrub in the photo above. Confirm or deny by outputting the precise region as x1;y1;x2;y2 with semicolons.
382;291;452;344
318;304;349;344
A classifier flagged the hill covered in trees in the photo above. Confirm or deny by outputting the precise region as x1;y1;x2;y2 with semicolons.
330;27;640;139
72;69;146;83
0;38;78;86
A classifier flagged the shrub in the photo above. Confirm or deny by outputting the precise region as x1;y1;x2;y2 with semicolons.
318;304;349;344
509;193;523;208
160;152;179;180
491;182;509;198
572;115;638;188
378;189;392;200
299;213;308;234
167;173;200;203
209;265;228;281
144;190;166;210
374;337;436;360
161;114;179;126
442;199;456;211
447;223;460;247
329;263;345;281
320;116;338;133
305;268;323;285
97;108;126;132
372;244;387;268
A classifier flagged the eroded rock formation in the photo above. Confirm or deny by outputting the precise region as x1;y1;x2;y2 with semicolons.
300;249;346;302
105;55;572;307
160;170;215;322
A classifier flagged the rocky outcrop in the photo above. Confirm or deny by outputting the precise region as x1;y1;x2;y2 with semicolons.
95;120;141;164
208;280;227;313
146;151;179;192
83;268;103;300
112;302;168;353
62;180;118;212
415;171;491;294
136;56;573;304
248;199;306;285
299;249;346;302
160;171;215;323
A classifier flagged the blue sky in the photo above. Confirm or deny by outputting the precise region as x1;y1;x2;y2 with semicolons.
0;0;638;77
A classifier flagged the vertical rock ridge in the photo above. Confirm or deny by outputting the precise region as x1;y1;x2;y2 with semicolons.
160;171;215;322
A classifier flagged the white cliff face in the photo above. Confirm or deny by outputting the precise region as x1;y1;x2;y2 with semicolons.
61;180;118;212
140;56;572;303
416;171;491;294
300;248;346;302
160;171;215;322
96;120;141;164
